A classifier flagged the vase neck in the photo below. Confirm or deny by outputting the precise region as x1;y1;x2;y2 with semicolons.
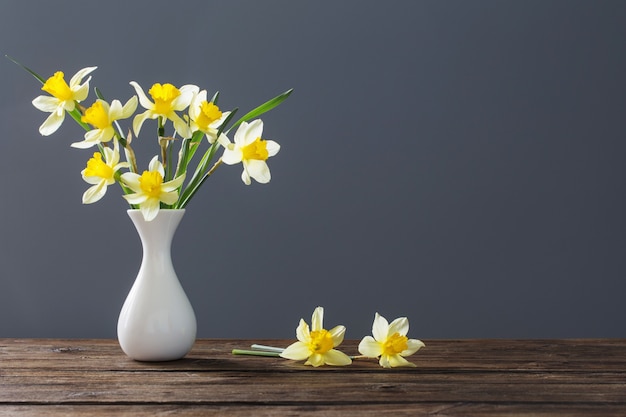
128;210;185;253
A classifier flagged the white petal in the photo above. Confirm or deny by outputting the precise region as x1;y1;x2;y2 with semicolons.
387;354;416;368
121;172;141;191
129;81;154;110
311;307;324;332
81;167;100;184
173;84;199;110
148;155;163;175
81;175;101;186
188;90;205;120
211;132;229;146
305;353;325;367
122;193;147;205
120;96;138;118
133;111;152;137
295;319;310;343
69;66;97;88
75;128;111;148
328;325;346;347
107;99;123;120
32;96;60;112
162;174;185;192
60;100;75;113
39;112;65;136
170;113;191;138
358;336;383;358
141;199;160;221
379;355;391;368
101;145;116;164
233;121;250;146
159;190;179;205
240;168;251;185
402;339;425;356
72;82;91;102
221;147;242;165
82;181;107;204
372;313;389;342
279;341;310;361
265;140;280;157
245;160;271;184
113;161;130;171
388;317;409;337
323;349;352;366
71;139;96;149
244;119;263;145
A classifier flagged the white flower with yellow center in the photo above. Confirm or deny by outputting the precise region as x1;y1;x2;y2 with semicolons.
120;156;185;221
188;90;231;144
280;306;352;367
72;97;138;149
32;66;97;136
358;313;425;368
130;81;198;139
81;140;130;204
221;120;280;185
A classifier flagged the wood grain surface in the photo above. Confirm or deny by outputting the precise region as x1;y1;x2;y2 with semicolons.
1;338;625;416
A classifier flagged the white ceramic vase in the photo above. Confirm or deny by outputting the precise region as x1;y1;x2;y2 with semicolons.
117;209;197;361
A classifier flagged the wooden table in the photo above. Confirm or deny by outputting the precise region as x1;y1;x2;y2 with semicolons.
1;338;625;416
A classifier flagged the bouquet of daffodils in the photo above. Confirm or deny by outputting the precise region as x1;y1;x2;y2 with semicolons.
10;57;291;221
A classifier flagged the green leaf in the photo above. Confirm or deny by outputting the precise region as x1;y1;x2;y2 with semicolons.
94;87;107;101
176;142;218;209
183;130;208;170
68;108;91;131
227;88;293;133
174;137;192;179
165;139;175;182
5;55;46;84
176;163;213;209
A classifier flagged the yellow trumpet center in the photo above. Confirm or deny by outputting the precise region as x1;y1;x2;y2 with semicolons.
382;332;409;356
195;101;223;131
308;329;334;354
42;71;73;101
241;137;269;161
139;170;164;198
148;83;180;115
84;153;113;180
81;101;110;129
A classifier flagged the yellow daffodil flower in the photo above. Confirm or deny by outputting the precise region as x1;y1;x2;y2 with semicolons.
188;90;231;144
120;156;185;221
32;66;97;136
220;120;280;185
81;140;130;204
358;313;425;368
280;306;352;367
71;97;138;149
129;81;198;139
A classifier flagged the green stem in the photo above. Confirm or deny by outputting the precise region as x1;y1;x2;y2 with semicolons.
176;158;222;209
232;349;281;358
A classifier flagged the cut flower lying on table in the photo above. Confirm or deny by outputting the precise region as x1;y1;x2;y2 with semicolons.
279;306;352;367
232;307;425;368
10;57;292;221
358;312;425;368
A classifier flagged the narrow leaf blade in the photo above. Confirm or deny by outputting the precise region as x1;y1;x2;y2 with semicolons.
5;55;46;84
227;89;293;132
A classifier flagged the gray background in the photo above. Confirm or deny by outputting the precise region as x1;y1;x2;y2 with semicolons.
1;0;625;340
